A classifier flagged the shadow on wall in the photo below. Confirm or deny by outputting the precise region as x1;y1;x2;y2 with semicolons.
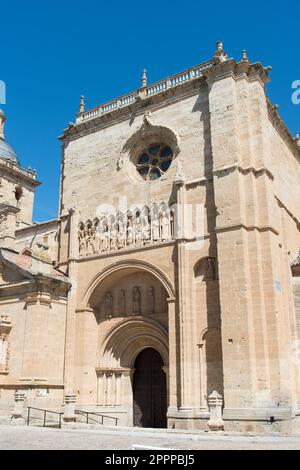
194;86;224;402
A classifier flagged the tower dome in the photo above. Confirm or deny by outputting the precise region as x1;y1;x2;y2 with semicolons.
0;109;20;165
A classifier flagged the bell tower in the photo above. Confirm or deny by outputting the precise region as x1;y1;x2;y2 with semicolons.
0;109;40;249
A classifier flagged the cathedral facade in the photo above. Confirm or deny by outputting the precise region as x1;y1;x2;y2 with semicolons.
1;43;300;433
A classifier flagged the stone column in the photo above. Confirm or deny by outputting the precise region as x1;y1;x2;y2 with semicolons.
115;372;122;406
64;208;79;392
167;298;178;417
11;390;26;425
63;391;77;423
175;170;194;417
197;342;208;412
97;372;105;406
106;372;113;406
122;368;135;426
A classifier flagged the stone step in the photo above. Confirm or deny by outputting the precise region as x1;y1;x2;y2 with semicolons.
0;417;12;425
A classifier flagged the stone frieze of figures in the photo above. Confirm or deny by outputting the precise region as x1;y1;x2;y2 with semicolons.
78;203;175;257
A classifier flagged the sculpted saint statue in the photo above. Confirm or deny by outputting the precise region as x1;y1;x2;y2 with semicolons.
85;225;93;255
127;219;134;246
78;225;86;256
152;213;160;242
105;292;113;317
135;216;142;246
101;223;109;252
161;211;170;241
132;287;141;315
117;218;125;249
118;289;126;316
110;222;117;251
148;286;155;314
142;215;151;244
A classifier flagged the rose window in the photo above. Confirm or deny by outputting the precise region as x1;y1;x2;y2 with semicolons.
136;144;174;181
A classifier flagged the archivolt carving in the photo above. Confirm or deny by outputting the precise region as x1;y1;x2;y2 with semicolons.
98;317;169;368
83;259;176;309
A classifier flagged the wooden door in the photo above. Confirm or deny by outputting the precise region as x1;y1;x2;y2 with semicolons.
133;348;167;428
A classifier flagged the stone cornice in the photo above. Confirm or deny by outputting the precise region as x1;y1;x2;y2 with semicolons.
15;218;58;236
203;58;271;87
0;158;41;188
0;203;21;215
73;238;176;263
267;100;300;162
276;196;300;230
215;223;279;236
212;164;274;180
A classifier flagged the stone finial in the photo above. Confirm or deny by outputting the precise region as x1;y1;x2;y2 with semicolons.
141;69;148;88
207;390;224;431
213;41;228;63
0;108;6;139
216;41;223;51
79;95;85;113
295;131;300;147
242;50;249;62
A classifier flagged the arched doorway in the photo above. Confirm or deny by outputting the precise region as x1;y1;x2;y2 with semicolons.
133;348;167;428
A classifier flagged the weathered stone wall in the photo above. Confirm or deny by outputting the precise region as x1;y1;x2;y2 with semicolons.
16;220;59;263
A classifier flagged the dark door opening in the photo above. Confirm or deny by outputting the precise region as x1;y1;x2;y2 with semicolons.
133;348;167;428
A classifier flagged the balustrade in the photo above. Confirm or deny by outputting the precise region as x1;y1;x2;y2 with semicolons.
77;60;214;123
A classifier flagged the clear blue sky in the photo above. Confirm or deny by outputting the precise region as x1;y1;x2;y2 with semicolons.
1;0;299;222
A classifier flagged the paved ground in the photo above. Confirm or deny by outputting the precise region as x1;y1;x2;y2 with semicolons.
0;425;300;450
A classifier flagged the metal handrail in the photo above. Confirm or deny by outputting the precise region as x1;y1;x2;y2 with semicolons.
75;409;118;426
27;406;63;429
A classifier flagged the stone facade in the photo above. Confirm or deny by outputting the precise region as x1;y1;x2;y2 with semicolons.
0;43;300;432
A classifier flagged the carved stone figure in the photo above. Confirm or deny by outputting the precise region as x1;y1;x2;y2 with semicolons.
117;219;125;249
110;222;117;250
132;287;141;315
94;224;101;253
78;225;86;256
101;223;109;252
161;287;168;313
127;219;134;246
148;287;155;314
118;290;126;316
142;215;151;244
161;211;170;241
85;225;93;255
135;216;142;246
91;224;97;254
105;292;113;317
152;213;160;242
